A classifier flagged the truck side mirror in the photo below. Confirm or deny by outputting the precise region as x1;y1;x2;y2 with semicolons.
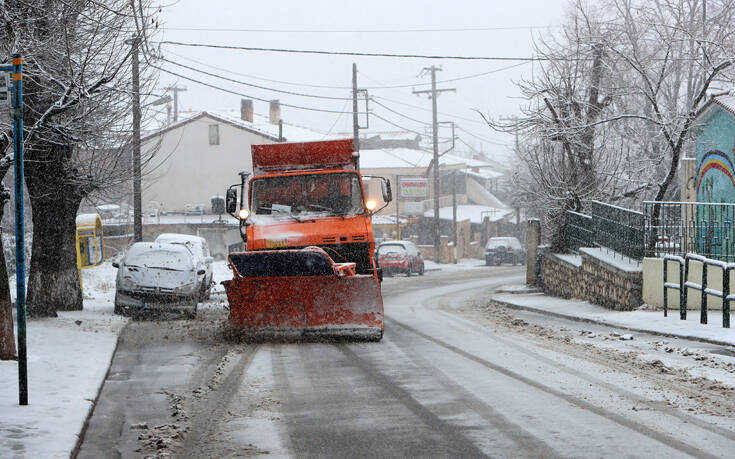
382;179;392;203
226;188;237;213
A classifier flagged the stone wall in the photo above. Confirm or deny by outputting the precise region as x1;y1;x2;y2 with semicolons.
542;248;643;311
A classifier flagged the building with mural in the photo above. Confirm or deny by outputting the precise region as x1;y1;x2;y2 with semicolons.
692;91;735;258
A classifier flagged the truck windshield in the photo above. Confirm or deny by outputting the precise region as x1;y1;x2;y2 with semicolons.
251;172;365;217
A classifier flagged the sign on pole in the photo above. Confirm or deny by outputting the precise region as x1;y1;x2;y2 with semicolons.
398;176;428;199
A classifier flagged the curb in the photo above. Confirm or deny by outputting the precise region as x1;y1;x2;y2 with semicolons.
490;296;735;349
70;321;126;459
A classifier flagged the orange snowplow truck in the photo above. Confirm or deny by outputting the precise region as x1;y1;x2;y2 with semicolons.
223;138;392;341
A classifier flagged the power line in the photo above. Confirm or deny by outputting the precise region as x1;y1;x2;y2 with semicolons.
162;25;558;33
370;112;426;137
164;48;532;90
160;56;353;100
371;95;486;126
152;64;360;114
159;41;545;61
370;99;430;125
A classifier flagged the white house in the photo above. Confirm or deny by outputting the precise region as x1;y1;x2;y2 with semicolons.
140;99;332;213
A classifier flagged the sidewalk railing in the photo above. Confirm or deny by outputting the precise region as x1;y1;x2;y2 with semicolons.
562;201;644;260
644;201;735;262
663;253;732;328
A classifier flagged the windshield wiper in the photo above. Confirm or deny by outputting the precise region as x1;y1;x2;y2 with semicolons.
145;266;183;271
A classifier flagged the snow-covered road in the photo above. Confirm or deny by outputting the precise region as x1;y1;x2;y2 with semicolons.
77;266;735;458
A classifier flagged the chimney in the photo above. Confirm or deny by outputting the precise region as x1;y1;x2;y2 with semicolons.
269;99;280;125
240;99;253;123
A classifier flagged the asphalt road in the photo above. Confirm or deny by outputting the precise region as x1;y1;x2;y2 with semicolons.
76;265;735;458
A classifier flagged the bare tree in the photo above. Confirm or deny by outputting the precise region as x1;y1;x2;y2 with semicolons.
488;0;735;248
0;0;159;317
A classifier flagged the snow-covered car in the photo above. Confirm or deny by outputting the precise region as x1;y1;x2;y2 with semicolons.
376;240;424;276
155;233;214;299
113;242;203;318
485;237;525;266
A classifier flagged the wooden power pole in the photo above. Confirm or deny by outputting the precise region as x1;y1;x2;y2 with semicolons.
167;85;186;122
352;63;360;169
413;66;455;262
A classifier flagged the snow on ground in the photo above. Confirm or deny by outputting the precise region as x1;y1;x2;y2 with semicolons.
579;247;642;272
424;258;488;271
493;292;735;347
1;260;126;458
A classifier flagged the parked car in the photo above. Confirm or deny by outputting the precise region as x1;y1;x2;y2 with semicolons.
376;240;425;276
155;233;214;299
113;242;204;318
485;237;525;266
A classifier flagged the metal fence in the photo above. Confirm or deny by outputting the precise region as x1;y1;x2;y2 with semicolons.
563;210;593;252
591;201;645;260
643;201;735;262
563;201;644;259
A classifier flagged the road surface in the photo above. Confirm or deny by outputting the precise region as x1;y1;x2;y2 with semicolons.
77;265;735;458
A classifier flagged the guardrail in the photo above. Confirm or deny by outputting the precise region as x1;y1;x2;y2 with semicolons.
663;253;731;328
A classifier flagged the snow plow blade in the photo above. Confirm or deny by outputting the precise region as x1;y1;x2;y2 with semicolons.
222;247;384;341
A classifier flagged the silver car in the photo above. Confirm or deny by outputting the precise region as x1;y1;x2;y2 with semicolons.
155;233;214;300
113;242;203;318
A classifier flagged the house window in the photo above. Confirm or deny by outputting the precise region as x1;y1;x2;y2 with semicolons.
208;124;220;145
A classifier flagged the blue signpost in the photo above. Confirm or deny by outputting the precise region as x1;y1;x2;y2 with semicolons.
1;54;27;405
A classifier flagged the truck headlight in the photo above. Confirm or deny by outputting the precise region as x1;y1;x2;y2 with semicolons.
366;200;377;211
238;208;250;220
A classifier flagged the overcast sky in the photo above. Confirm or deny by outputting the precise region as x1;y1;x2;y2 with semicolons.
154;0;571;163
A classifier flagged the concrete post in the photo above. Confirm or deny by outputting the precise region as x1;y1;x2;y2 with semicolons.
526;219;541;285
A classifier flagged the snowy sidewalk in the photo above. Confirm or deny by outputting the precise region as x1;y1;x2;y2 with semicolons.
0;264;126;458
493;290;735;347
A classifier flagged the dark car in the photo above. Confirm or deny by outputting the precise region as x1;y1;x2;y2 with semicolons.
485;237;525;266
376;240;424;276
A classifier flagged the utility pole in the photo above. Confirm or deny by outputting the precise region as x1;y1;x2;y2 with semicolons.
166;85;186;122
413;66;455;262
452;171;457;263
130;37;143;242
352;63;360;168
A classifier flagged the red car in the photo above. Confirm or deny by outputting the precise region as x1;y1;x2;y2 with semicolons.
376;240;425;276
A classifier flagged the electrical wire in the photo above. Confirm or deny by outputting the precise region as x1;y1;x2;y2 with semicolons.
152;64;362;114
159;56;353;100
370;99;430;125
162;25;558;33
159;41;546;61
163;48;532;90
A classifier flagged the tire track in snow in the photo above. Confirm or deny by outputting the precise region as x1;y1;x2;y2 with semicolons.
388;318;719;459
381;327;561;458
180;345;260;456
437;306;735;442
334;344;490;458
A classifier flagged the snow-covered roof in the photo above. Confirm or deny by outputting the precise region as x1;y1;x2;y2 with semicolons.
372;215;409;225
696;91;735;120
359;147;495;170
462;169;504;180
141;110;331;143
424;205;513;224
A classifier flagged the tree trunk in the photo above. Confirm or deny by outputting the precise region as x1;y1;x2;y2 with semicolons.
25;192;83;317
25;144;84;317
0;201;16;360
